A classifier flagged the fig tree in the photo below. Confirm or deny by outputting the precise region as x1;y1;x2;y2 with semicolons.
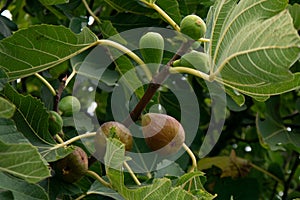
180;14;206;40
58;96;81;116
52;146;88;183
141;113;185;156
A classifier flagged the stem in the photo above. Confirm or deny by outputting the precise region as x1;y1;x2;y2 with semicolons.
65;69;76;87
182;143;197;172
198;38;210;43
249;162;283;184
151;3;180;32
140;1;180;32
97;39;152;81
75;194;86;200
124;161;141;185
34;73;56;96
55;134;64;144
82;0;101;24
49;132;96;151
122;41;192;126
86;170;112;188
169;67;211;82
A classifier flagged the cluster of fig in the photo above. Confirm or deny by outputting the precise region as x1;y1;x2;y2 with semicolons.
94;113;185;157
49;96;86;183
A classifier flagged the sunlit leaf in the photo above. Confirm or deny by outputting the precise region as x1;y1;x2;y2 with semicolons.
38;0;68;5
0;25;97;81
206;0;300;100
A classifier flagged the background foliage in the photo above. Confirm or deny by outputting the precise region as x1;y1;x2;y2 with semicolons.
0;0;300;199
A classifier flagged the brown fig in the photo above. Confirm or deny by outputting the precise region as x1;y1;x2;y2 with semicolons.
52;146;88;183
141;113;185;156
94;121;133;159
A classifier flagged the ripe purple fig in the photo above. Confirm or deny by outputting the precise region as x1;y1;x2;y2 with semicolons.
52;146;88;183
141;113;185;156
94;121;133;159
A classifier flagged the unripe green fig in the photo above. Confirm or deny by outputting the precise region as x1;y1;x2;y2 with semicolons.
94;121;133;159
141;113;185;156
48;111;63;136
139;32;164;73
173;51;210;73
58;96;81;116
180;15;206;40
52;146;88;183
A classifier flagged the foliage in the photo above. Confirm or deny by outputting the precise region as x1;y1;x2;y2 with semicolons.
0;0;300;199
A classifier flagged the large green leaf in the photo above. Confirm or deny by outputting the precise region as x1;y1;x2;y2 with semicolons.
0;25;97;81
207;0;300;100
0;172;49;200
0;141;50;183
2;85;55;145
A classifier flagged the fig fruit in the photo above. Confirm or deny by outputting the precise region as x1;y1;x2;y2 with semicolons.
173;50;210;73
94;122;133;159
52;146;88;183
58;96;81;116
180;15;206;40
139;32;164;73
141;113;185;156
48;111;63;136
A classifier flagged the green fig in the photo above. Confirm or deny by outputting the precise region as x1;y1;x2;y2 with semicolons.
180;15;207;40
48;111;63;136
58;96;81;116
173;50;210;73
141;113;185;156
52;146;88;183
139;32;164;73
94;121;133;159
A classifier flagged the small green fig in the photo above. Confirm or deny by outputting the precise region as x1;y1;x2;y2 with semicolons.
52;146;88;183
48;111;63;136
173;51;210;73
141;113;185;156
58;96;81;116
94;121;133;159
139;32;164;73
180;14;207;40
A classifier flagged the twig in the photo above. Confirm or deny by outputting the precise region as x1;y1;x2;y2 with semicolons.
182;143;197;172
49;132;96;150
82;0;101;24
249;162;283;184
86;170;112;188
34;73;56;96
169;67;210;81
54;76;67;112
122;41;192;126
124;161;141;185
